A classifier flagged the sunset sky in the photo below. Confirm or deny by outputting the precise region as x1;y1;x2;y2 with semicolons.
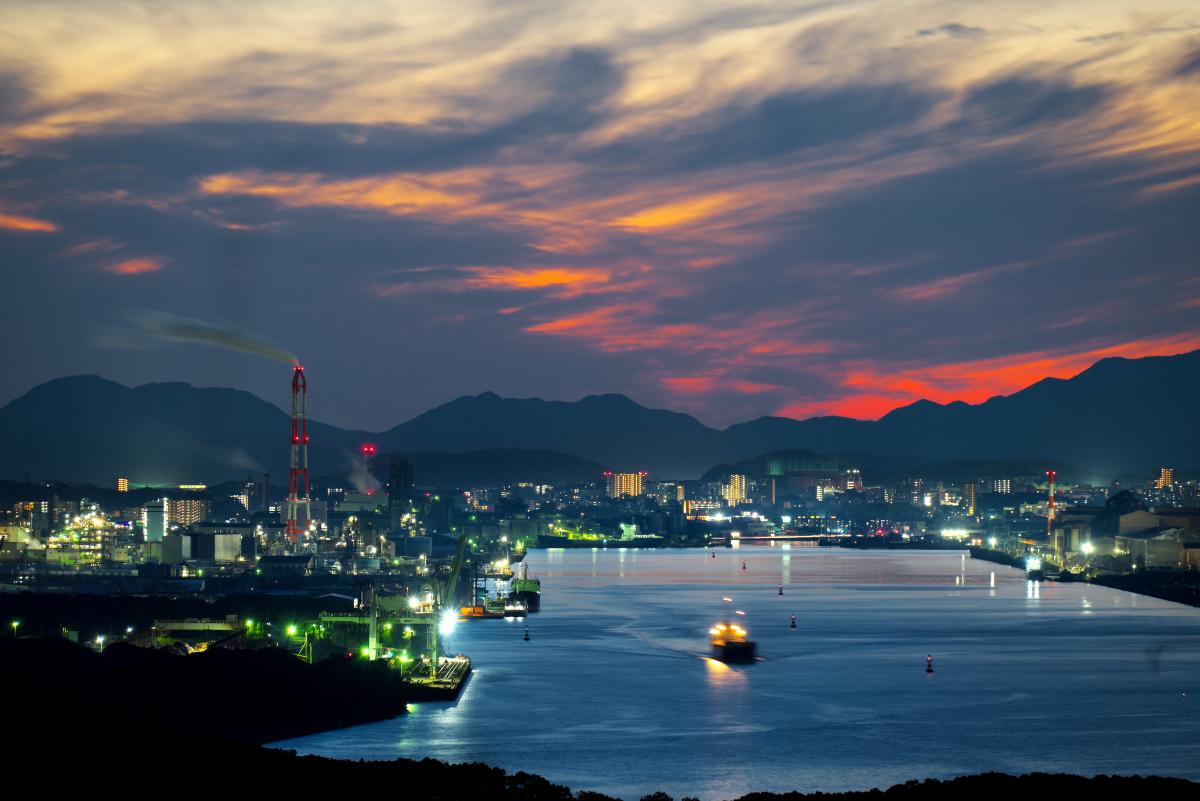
2;1;1198;429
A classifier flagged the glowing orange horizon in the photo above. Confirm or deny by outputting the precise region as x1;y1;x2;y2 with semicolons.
773;335;1200;422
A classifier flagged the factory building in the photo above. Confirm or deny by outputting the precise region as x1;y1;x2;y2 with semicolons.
142;499;167;543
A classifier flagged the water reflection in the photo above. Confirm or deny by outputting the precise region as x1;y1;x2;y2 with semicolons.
275;548;1200;800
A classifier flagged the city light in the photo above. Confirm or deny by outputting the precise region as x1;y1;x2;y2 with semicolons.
1081;541;1095;555
439;609;458;636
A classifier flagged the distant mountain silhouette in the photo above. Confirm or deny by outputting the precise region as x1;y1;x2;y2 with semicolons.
1;350;1196;483
0;376;601;486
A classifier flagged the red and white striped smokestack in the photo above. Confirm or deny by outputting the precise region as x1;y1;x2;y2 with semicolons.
1046;469;1056;540
286;365;311;544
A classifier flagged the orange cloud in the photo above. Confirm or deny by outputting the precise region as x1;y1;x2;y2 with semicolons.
612;192;737;231
465;267;611;294
108;257;164;275
0;212;58;232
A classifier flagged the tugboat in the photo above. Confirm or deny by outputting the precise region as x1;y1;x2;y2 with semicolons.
509;561;542;612
709;622;757;663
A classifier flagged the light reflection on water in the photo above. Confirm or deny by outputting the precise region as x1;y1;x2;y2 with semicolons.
272;548;1200;800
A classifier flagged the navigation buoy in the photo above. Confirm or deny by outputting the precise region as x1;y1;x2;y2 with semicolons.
790;613;797;629
742;560;747;571
523;626;530;641
711;550;716;558
778;584;784;595
926;654;933;673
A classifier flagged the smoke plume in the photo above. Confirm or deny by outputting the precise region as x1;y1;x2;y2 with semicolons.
96;310;298;365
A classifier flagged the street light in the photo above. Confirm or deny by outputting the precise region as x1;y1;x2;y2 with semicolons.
10;621;18;638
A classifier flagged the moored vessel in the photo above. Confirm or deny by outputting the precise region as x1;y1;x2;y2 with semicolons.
509;561;542;612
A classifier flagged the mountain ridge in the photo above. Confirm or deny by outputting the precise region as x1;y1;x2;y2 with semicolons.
1;349;1197;482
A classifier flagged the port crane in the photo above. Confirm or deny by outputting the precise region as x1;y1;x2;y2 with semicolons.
317;535;469;682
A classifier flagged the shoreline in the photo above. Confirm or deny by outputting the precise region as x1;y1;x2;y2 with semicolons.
968;547;1200;609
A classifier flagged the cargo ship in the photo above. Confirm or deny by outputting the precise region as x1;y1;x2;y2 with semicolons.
508;562;541;612
709;622;756;663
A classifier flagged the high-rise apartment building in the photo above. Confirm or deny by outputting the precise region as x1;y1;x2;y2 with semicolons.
605;471;645;498
113;477;129;493
1155;467;1174;490
963;482;977;516
166;498;210;527
722;474;748;505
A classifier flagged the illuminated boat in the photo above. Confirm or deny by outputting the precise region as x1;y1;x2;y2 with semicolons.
709;622;756;663
1025;555;1046;582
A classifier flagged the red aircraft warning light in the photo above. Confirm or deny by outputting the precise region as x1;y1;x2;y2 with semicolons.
285;364;311;544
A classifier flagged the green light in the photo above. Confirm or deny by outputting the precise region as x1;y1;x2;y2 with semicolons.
246;619;254;629
286;624;297;636
361;646;371;658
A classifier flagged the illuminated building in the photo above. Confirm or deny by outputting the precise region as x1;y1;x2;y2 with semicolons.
991;478;1012;495
815;479;838;502
166;498;210;527
963;482;977;516
683;499;722;517
142;499;167;543
232;479;255;510
722;474;748;505
1155;467;1174;490
842;469;862;492
113;477;129;493
389;456;414;532
178;483;207;492
605;471;645;498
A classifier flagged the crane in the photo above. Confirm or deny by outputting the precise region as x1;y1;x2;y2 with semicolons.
427;534;469;680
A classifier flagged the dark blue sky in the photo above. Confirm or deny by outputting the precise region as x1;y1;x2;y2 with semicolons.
2;2;1198;429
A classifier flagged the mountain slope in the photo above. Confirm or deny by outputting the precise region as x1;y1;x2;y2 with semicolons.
378;391;723;477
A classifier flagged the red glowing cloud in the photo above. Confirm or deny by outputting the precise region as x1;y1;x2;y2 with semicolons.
108;258;165;275
0;212;58;233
